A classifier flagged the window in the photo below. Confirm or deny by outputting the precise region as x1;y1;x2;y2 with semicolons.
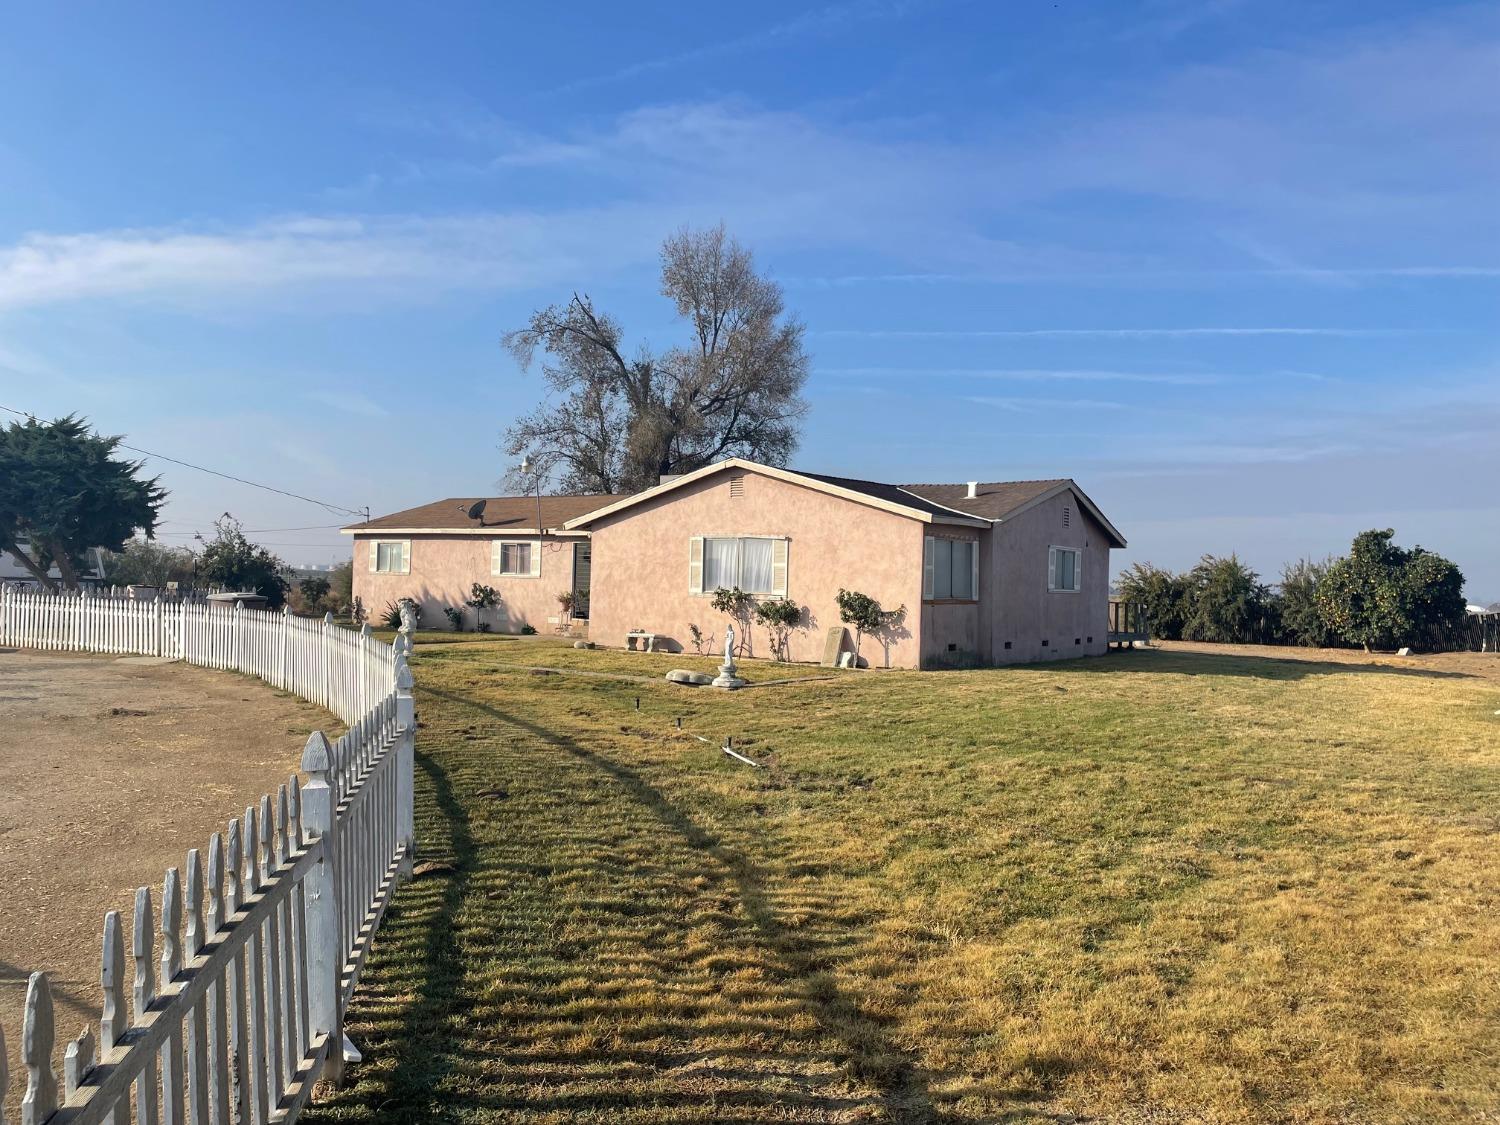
690;537;787;595
923;536;978;601
370;540;410;575
1048;546;1081;592
492;540;539;577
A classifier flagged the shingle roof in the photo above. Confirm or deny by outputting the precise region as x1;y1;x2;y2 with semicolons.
344;494;627;533
795;472;989;522
898;479;1068;521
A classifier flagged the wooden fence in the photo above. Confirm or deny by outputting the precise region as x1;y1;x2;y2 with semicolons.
0;588;416;1125
0;587;395;726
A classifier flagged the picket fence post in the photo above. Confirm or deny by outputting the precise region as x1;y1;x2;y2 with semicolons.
395;652;415;879
281;604;291;688
154;594;165;657
300;730;344;1088
234;600;244;674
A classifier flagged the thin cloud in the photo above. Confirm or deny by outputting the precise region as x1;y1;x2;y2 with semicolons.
966;395;1130;412
303;389;390;418
815;327;1411;338
818;366;1225;385
544;0;930;95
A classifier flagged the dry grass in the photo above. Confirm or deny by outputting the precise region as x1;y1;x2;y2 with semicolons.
306;641;1500;1123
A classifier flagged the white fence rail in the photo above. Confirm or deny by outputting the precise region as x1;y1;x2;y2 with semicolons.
0;588;417;1125
0;588;395;726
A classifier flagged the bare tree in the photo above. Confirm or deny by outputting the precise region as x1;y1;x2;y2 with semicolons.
502;224;809;494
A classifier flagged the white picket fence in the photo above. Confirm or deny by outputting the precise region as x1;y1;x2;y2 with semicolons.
0;587;394;726
0;588;417;1125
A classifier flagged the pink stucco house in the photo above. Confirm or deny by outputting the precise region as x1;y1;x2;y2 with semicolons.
344;457;1126;670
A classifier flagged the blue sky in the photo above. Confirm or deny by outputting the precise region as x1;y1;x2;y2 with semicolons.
1;0;1497;599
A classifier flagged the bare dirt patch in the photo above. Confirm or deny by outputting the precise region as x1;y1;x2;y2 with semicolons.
0;649;340;1077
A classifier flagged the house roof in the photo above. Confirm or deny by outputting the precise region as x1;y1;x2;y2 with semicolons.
562;458;1125;546
341;494;627;536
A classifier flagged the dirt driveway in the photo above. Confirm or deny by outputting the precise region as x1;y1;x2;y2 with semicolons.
0;649;340;1080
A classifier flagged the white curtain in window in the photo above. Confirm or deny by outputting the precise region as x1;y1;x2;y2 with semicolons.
502;543;531;574
740;539;774;593
933;539;954;599
703;538;738;590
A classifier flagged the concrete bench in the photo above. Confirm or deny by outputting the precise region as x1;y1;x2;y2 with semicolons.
626;631;657;652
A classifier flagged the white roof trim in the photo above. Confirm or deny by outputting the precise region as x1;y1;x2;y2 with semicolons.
561;458;989;530
341;527;589;538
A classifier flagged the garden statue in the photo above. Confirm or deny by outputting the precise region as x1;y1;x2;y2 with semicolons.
712;622;746;690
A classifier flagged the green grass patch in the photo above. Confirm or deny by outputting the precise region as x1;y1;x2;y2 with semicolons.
306;641;1500;1123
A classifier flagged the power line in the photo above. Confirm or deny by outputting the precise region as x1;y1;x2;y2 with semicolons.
0;403;368;518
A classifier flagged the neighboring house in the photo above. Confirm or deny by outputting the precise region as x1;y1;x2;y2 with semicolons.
341;494;625;631
0;537;106;588
345;458;1125;669
565;458;1126;669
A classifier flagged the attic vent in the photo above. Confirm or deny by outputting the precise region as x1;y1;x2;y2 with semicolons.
1063;505;1071;527
728;473;745;498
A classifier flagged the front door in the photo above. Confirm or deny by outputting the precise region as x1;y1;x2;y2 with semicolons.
571;543;592;619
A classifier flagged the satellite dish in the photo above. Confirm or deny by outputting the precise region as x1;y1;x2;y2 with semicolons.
466;499;487;524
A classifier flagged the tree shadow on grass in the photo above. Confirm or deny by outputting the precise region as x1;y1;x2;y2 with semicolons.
1057;648;1476;682
313;682;946;1123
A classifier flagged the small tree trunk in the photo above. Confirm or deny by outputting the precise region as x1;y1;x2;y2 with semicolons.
53;550;83;592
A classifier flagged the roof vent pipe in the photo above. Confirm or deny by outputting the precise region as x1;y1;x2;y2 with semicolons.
966;481;978;499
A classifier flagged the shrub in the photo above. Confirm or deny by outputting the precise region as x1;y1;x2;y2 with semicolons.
1181;554;1276;644
1318;529;1466;651
836;588;904;665
380;598;421;630
443;606;465;632
1276;558;1335;647
688;623;712;655
1114;562;1188;640
519;623;537;635
465;583;500;632
710;586;757;656
754;598;802;661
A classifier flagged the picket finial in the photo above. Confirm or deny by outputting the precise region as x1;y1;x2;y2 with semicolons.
206;832;224;934
287;774;303;846
243;804;260;894
360;622;373;638
225;819;243;913
161;866;183;984
101;911;127;1051
21;972;57;1125
258;795;273;882
283;604;291;616
185;848;205;956
133;886;155;1020
301;730;333;774
395;653;414;693
323;611;333;625
276;784;290;865
64;1024;96;1098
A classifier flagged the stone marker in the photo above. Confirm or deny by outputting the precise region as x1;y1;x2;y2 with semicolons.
821;626;848;667
1397;646;1412;656
666;669;713;686
573;640;594;649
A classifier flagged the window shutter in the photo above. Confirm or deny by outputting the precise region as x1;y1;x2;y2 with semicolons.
971;541;980;601
688;536;704;594
491;541;502;576
529;540;541;577
400;541;411;575
1048;547;1058;591
369;541;379;572
1072;549;1082;592
922;537;935;600
771;538;788;596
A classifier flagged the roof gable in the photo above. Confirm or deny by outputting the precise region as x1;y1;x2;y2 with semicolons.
562;459;989;529
901;479;1126;547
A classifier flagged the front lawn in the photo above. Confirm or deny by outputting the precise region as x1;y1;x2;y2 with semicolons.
306;642;1500;1123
